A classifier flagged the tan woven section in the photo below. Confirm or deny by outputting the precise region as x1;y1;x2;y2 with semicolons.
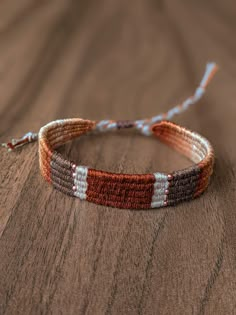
152;121;214;206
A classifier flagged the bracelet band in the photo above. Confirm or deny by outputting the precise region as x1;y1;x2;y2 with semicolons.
37;119;214;209
1;62;218;210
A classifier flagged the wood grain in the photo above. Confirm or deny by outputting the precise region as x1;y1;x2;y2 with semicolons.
0;0;236;314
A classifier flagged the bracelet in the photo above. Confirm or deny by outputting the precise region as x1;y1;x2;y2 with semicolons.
1;63;218;210
38;119;214;210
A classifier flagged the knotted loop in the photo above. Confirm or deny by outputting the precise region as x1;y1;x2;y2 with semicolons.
94;62;218;136
1;62;218;151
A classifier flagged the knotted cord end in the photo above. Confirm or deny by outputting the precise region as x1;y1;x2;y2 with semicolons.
200;62;219;88
1;132;38;152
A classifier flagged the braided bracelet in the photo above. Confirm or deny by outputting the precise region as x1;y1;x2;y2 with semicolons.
1;63;218;210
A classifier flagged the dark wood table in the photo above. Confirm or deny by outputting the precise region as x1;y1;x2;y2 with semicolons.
0;1;235;314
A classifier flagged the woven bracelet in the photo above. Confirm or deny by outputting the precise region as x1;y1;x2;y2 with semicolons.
1;63;218;210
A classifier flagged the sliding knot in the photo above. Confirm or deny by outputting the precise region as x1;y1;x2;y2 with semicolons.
116;120;135;129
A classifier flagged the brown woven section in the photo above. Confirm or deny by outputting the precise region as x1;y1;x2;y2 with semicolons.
51;158;74;194
51;151;74;170
86;169;155;209
51;181;75;197
168;166;200;205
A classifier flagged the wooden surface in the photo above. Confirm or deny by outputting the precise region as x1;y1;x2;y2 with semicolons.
0;1;236;314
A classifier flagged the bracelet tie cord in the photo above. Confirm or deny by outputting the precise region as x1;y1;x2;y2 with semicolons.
1;62;218;210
